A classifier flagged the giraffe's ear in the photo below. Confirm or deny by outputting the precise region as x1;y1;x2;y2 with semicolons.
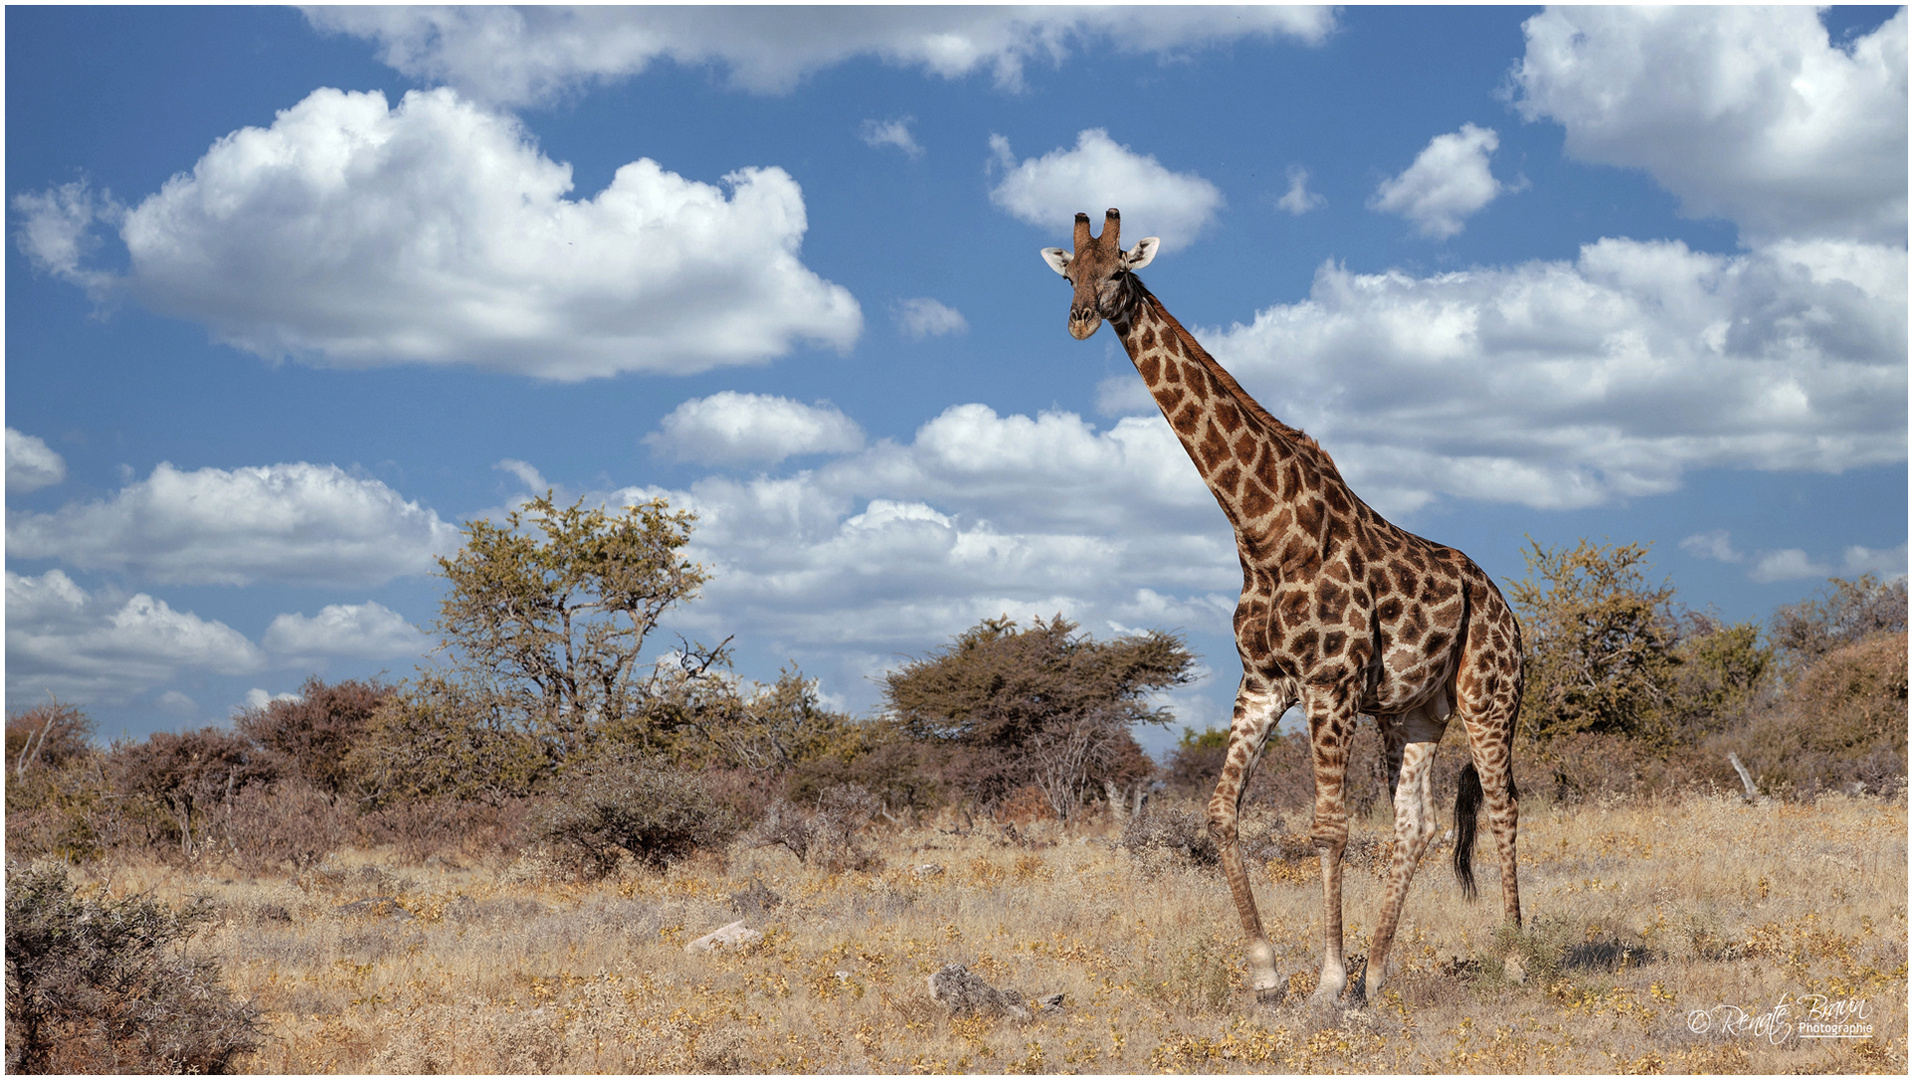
1040;247;1072;276
1122;237;1159;270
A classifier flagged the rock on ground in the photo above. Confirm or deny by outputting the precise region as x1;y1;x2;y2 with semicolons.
685;919;763;953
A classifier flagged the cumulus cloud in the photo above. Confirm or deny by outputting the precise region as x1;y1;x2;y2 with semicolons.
7;461;460;586
263;601;430;660
244;688;303;711
308;6;1335;103
6;569;264;704
989;129;1225;251
1680;529;1745;564
1511;6;1907;244
1275;166;1326;215
6;429;66;494
1369;124;1513;239
645;392;866;466
860;117;923;159
16;87;860;379
1682;529;1905;583
11;181;121;294
894;297;968;340
593;402;1233;667
1201;237;1905;513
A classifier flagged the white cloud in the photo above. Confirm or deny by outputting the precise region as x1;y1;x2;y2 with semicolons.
308;6;1335;103
244;688;303;711
860;117;923;159
1680;530;1745;563
263;602;430;660
1842;544;1909;579
5;569;265;704
1202;237;1905;513
1276;165;1326;215
1369;124;1512;239
1751;548;1831;583
1679;529;1903;583
17;87;860;380
11;180;120;294
1511;6;1907;244
552;401;1235;707
7;461;460;586
894;297;969;340
6;429;67;494
645;392;866;466
988;130;1224;251
496;458;550;494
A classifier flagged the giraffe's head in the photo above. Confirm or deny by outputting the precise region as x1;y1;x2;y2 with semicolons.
1040;208;1158;340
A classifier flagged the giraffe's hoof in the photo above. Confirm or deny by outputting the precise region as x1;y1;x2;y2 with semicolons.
1304;987;1342;1011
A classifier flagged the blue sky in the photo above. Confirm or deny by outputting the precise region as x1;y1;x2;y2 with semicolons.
7;6;1906;752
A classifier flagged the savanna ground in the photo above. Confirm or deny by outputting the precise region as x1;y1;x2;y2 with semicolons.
43;789;1907;1074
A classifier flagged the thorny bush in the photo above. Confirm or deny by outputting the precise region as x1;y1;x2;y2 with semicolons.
5;863;260;1074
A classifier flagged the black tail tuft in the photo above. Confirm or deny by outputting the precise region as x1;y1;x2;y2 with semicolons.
1453;760;1482;900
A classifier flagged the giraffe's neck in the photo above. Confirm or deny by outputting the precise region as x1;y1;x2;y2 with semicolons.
1111;278;1336;536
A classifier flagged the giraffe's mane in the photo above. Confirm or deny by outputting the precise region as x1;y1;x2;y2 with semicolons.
1134;288;1349;487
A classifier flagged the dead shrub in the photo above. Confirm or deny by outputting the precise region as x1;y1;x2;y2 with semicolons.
5;863;260;1073
1716;631;1908;799
1121;805;1219;870
103;727;280;862
358;797;533;865
223;777;353;873
532;754;745;877
233;676;393;799
746;783;880;872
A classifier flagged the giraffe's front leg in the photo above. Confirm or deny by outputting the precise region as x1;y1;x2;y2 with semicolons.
1303;690;1359;1009
1207;677;1286;1004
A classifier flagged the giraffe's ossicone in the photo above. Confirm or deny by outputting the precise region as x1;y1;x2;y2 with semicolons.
1042;209;1524;1008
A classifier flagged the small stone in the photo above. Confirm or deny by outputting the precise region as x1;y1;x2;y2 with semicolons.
927;963;1032;1021
913;863;944;878
685;919;763;953
1504;953;1528;985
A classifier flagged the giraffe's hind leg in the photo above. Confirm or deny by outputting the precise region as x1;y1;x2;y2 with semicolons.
1361;706;1447;1003
1457;595;1523;929
1207;676;1288;1004
1472;719;1522;927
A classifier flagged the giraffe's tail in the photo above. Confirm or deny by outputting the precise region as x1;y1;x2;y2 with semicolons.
1453;761;1483;900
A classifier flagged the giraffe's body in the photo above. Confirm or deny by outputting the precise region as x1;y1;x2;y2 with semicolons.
1044;210;1523;1006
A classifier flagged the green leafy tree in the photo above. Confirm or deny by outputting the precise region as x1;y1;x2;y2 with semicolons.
433;492;709;761
344;673;549;808
1508;539;1679;744
658;664;862;773
1667;611;1774;738
884;615;1193;818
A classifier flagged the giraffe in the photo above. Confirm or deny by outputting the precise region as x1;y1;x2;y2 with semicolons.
1041;209;1523;1007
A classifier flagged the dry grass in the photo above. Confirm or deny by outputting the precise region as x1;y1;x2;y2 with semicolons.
62;790;1907;1074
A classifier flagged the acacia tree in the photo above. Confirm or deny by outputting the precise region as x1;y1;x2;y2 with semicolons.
432;492;709;762
1508;539;1680;745
883;615;1192;818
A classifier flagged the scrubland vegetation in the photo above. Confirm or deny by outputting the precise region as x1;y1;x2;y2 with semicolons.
6;496;1906;1072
